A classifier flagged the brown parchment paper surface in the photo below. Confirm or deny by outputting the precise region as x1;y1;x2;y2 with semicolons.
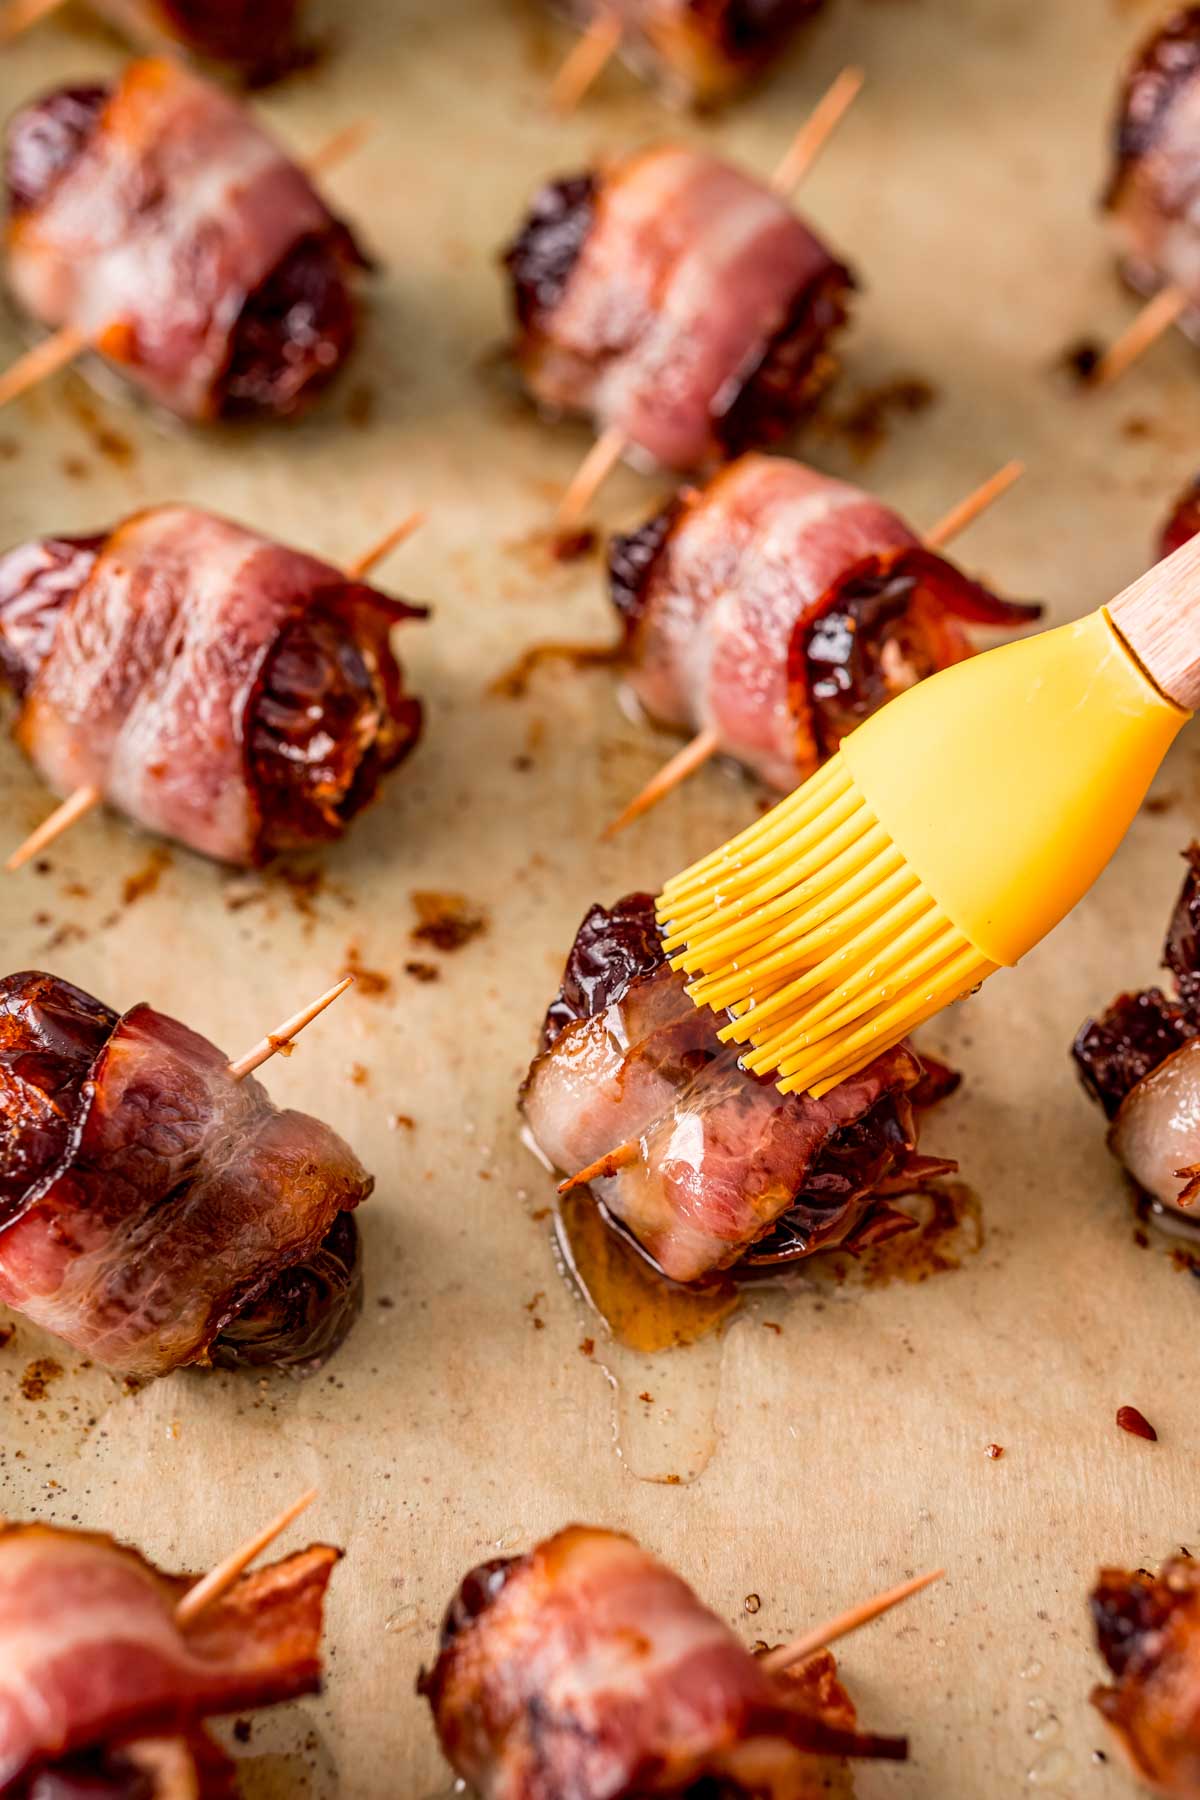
3;1;1200;1794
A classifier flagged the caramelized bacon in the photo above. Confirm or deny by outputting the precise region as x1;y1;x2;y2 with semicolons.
4;60;365;420
504;151;852;473
522;894;954;1282
0;1523;336;1795
0;970;372;1377
1092;1558;1200;1797
0;508;423;866
610;456;1039;792
420;1525;905;1797
1106;9;1200;335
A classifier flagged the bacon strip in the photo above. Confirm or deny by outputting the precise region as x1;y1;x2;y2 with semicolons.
0;1524;336;1794
522;894;946;1282
613;455;1038;791
5;58;362;420
0;507;423;866
0;971;372;1377
511;149;849;472
421;1525;904;1798
1106;10;1200;328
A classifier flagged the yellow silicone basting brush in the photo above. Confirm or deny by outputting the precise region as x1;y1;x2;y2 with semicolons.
657;533;1200;1098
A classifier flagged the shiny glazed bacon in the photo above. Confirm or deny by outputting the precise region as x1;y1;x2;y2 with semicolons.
521;894;955;1283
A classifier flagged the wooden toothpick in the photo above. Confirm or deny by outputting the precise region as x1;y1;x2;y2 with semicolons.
6;782;102;871
1092;284;1188;388
345;510;425;580
0;327;88;417
557;1138;639;1196
556;426;629;529
550;10;624;114
175;1488;318;1627
5;514;422;872
760;1567;944;1676
601;728;722;839
0;126;368;418
770;66;864;198
304;119;373;178
553;67;863;527
600;459;1024;837
226;976;354;1082
922;458;1023;551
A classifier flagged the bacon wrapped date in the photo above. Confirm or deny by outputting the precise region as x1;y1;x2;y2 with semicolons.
0;1520;337;1796
3;59;366;420
1106;8;1200;338
1092;1557;1200;1798
609;455;1040;792
1073;844;1200;1211
554;0;824;107
0;507;423;866
420;1524;905;1797
521;893;955;1284
503;150;853;473
0;969;372;1379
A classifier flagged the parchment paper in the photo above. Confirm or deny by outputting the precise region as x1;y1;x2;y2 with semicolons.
2;1;1200;1793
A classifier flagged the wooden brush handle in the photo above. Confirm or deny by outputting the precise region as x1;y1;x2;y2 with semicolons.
1109;532;1200;712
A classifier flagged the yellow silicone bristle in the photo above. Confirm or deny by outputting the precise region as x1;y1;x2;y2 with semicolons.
657;750;997;1096
658;602;1194;1097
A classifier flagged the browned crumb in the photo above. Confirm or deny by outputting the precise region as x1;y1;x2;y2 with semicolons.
410;891;487;953
1116;1405;1157;1441
827;376;937;459
404;960;440;983
342;943;392;997
122;846;172;907
20;1357;64;1401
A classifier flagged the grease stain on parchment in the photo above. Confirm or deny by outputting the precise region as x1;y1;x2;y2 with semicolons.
549;1182;983;1487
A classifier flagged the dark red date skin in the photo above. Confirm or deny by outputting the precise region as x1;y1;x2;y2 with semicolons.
1161;474;1200;561
1074;844;1200;1116
4;84;362;419
693;0;824;69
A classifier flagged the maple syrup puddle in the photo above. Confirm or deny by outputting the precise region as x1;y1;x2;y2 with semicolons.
552;1182;982;1486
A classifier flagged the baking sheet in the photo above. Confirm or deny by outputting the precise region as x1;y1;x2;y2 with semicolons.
3;0;1200;1793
